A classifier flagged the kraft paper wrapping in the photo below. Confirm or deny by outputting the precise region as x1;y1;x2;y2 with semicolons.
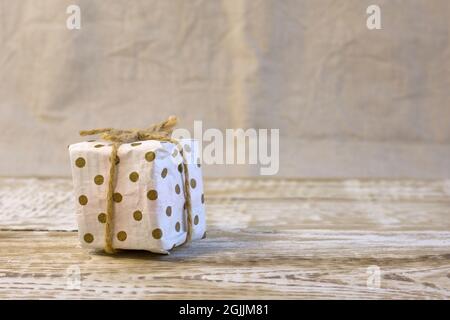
69;139;206;254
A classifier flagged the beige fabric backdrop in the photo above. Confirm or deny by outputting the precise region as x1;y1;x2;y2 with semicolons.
0;0;449;178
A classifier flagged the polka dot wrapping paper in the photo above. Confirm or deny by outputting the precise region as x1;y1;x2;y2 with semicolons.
68;139;206;254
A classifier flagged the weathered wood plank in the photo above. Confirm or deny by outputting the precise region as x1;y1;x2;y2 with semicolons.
0;178;449;299
206;178;450;202
0;178;449;231
0;230;449;299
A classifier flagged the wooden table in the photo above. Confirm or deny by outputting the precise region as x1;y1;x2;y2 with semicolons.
0;177;449;299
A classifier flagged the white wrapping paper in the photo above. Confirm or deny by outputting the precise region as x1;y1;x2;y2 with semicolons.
69;139;206;253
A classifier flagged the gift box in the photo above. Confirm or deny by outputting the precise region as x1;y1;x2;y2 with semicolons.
69;134;206;254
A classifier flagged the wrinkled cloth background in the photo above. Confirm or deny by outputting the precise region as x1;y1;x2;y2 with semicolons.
0;0;449;178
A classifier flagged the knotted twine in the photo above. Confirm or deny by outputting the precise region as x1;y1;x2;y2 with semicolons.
79;116;193;254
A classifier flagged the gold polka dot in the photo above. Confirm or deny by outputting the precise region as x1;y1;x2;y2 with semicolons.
202;232;207;239
117;231;127;241
201;193;205;204
129;171;139;182
161;168;168;178
175;222;181;232
98;213;106;223
175;184;181;194
131;142;142;147
152;228;163;239
94;175;104;185
178;163;183;173
75;157;86;168
184;144;191;153
113;192;122;202
133;210;142;221
84;233;94;243
78;195;88;205
94;144;104;148
194;215;199;225
172;148;178;157
145;151;156;162
190;178;197;189
147;189;158;200
166;206;172;217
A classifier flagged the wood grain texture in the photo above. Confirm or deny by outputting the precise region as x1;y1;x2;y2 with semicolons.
0;177;449;299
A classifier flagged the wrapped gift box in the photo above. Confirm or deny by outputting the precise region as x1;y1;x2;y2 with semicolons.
69;139;206;254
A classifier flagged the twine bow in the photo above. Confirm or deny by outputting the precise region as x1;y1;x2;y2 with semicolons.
80;116;193;254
